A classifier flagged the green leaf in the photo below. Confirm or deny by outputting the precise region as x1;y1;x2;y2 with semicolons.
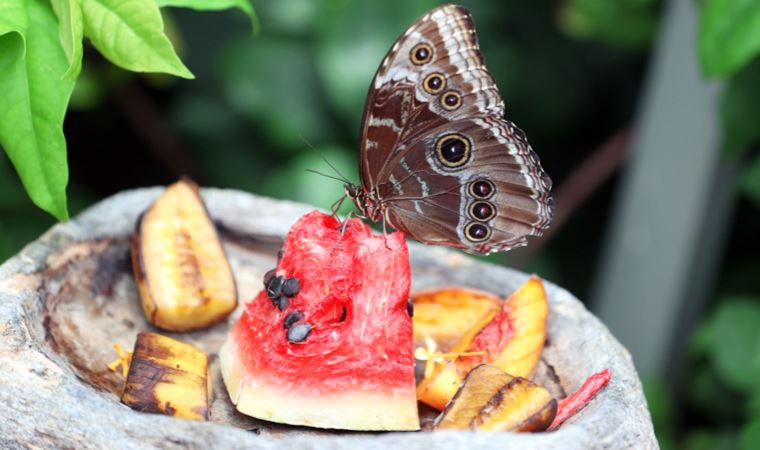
50;0;84;80
699;0;760;77
156;0;259;34
0;1;28;37
80;0;193;78
720;57;760;158
740;156;760;207
0;0;75;221
709;297;760;393
739;418;760;450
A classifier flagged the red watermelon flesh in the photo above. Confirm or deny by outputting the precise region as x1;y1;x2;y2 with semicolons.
220;211;419;430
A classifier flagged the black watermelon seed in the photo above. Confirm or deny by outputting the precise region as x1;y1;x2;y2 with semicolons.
284;311;303;329
266;275;284;299
276;296;289;311
338;306;347;322
263;269;276;286
407;298;414;317
286;323;312;343
277;248;284;262
282;277;301;297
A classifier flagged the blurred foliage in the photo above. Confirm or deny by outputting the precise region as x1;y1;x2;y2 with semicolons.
720;58;760;160
669;0;760;447
675;297;760;450
0;154;53;260
558;0;661;50
682;430;738;450
740;420;760;450
739;155;760;207
698;0;760;77
552;1;760;449
0;152;93;261
709;298;760;393
643;377;676;450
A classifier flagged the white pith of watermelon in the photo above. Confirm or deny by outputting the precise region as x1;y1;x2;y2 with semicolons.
220;211;419;430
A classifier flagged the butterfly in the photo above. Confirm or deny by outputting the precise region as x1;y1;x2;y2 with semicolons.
344;4;554;255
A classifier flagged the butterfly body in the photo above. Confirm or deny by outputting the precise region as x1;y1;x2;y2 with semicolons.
350;4;554;255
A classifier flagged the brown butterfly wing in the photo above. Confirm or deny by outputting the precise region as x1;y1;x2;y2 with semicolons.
359;5;503;190
379;118;553;254
358;4;553;255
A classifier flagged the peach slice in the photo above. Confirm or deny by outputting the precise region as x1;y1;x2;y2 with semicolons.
416;361;462;411
458;276;548;377
412;288;501;352
417;276;549;410
434;364;557;432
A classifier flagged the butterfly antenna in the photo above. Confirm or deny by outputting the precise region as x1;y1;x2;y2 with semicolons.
299;134;353;184
305;169;349;184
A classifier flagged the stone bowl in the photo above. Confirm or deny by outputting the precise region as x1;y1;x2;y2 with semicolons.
0;188;657;449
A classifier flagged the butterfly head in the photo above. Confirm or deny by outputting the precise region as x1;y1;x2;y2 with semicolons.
345;183;360;200
345;183;383;222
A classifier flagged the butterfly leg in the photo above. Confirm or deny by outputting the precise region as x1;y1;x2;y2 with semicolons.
330;194;347;219
339;210;356;236
382;208;392;251
328;210;356;255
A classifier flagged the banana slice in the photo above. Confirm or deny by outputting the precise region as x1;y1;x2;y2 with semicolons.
132;178;237;331
434;364;557;432
121;332;211;421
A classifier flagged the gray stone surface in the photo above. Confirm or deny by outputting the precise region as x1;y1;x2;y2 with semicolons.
0;188;657;449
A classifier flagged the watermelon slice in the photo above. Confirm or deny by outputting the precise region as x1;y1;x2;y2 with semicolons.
220;211;419;430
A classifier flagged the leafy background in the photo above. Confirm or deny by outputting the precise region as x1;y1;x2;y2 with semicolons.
1;0;760;448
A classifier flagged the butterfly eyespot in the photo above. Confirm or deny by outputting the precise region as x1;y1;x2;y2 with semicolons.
410;43;433;65
435;133;471;168
441;90;462;110
464;222;491;242
469;179;495;199
469;201;496;221
423;73;445;94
